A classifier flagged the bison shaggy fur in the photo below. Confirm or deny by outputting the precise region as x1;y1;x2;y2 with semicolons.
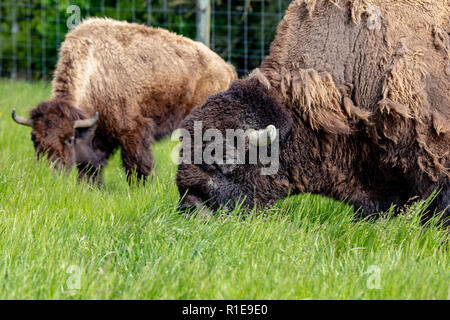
13;18;236;183
176;0;449;226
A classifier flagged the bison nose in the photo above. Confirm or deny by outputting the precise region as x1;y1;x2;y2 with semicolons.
178;194;202;213
177;194;213;217
177;202;214;219
177;203;197;215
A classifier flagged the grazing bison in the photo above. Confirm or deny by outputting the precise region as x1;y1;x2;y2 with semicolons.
12;18;236;183
176;0;449;225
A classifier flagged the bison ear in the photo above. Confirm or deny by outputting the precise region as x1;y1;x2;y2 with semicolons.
273;107;293;145
74;112;98;140
247;84;294;145
75;125;96;141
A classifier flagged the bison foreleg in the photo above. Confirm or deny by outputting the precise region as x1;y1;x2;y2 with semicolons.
419;178;449;227
121;146;154;183
348;191;408;221
120;122;155;183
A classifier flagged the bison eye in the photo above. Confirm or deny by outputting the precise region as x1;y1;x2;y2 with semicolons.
65;137;74;146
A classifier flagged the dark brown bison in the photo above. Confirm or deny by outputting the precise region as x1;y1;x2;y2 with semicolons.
12;18;236;183
176;0;449;225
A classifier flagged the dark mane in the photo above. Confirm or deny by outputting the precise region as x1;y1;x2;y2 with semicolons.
30;100;86;122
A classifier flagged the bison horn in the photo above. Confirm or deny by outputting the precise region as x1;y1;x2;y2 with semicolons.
247;125;277;147
11;109;33;127
73;112;98;129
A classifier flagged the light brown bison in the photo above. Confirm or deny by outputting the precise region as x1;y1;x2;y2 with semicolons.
12;18;236;183
176;0;449;225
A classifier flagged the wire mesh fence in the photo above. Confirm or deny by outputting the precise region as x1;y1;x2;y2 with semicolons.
0;0;291;81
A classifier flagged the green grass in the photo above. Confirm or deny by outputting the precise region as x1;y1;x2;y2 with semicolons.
0;79;448;300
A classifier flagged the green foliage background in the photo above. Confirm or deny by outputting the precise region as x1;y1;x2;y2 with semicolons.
0;0;291;80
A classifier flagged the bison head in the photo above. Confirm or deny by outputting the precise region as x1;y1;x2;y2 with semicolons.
176;78;294;214
12;99;98;172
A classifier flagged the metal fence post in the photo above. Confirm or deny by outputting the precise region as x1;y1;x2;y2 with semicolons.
196;0;211;47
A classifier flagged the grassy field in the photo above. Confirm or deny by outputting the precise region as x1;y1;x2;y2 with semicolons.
0;79;448;299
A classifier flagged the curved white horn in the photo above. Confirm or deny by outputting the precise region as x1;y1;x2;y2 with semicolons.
12;109;33;127
73;112;98;129
247;125;277;147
